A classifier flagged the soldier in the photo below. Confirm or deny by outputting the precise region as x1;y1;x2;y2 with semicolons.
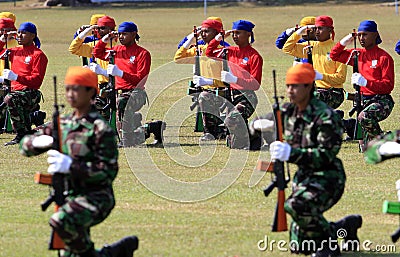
282;15;347;110
265;63;361;256
364;130;400;164
93;21;165;147
206;19;263;150
331;20;395;150
174;17;227;141
275;16;316;65
69;15;117;120
19;66;138;257
0;22;48;146
73;14;106;44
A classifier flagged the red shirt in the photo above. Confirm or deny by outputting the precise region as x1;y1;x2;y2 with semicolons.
0;42;48;91
330;43;394;96
93;41;151;90
206;39;263;91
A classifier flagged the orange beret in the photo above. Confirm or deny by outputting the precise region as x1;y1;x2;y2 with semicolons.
285;63;315;85
64;66;98;93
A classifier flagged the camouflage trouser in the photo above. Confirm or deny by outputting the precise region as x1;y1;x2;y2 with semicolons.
4;89;41;133
284;161;345;254
94;83;112;121
117;89;147;145
50;190;115;255
315;87;344;109
359;94;394;140
198;89;224;135
225;90;258;149
364;130;400;164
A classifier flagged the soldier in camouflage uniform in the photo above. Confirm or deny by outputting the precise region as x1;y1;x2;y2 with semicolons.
364;130;400;164
266;64;361;257
19;67;138;257
0;22;48;145
331;20;395;149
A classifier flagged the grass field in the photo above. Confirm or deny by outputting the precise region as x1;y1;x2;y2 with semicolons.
0;2;400;257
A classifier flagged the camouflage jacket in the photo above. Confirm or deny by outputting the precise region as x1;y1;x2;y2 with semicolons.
20;107;118;194
364;130;400;164
282;96;344;175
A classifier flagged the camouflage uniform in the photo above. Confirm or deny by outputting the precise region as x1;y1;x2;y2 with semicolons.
225;90;260;149
4;89;42;133
198;88;225;137
20;107;118;256
281;96;346;254
364;130;400;164
315;87;344;110
359;94;394;142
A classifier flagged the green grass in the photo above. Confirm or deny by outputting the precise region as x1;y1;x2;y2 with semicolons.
0;2;400;256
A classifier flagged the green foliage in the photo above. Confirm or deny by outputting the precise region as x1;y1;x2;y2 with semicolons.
0;2;399;257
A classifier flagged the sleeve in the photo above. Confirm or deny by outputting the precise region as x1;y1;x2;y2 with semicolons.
69;37;93;58
177;36;188;49
69;120;118;183
16;52;48;88
275;31;290;49
174;46;197;63
93;40;109;61
321;61;347;86
121;49;151;87
288;111;343;169
236;53;263;89
329;42;353;66
205;39;223;58
19;125;53;157
282;33;308;59
365;55;395;94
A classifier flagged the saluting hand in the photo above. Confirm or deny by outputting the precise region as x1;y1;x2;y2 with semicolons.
339;33;355;47
296;25;315;36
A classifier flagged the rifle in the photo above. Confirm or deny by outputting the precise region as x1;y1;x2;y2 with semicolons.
107;35;119;140
382;179;400;243
219;31;232;113
263;70;290;232
348;29;363;141
188;26;202;112
305;27;313;65
34;76;67;251
1;31;12;133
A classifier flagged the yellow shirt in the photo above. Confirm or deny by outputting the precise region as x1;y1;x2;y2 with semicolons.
174;44;225;88
0;39;18;74
282;33;347;89
69;37;115;84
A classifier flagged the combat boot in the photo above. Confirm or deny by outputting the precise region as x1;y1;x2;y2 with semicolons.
333;214;362;251
30;110;46;127
146;120;166;146
4;130;25;146
99;236;139;257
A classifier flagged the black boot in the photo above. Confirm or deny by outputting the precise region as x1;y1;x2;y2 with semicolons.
99;236;139;257
333;214;362;251
30;110;46;127
147;120;166;146
4;130;25;146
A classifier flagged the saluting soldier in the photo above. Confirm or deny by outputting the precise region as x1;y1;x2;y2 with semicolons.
19;66;138;257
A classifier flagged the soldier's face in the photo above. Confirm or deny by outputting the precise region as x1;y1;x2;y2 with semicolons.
315;26;331;42
200;27;218;43
231;30;251;47
65;85;94;110
118;31;136;46
357;31;377;50
16;30;35;46
286;84;312;106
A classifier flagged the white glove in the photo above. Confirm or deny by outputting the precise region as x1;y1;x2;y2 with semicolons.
47;149;72;175
270;141;291;162
182;33;195;49
101;33;114;44
221;71;238;84
215;33;223;42
253;119;274;132
2;69;17;81
0;76;3;83
78;25;94;40
32;135;54;149
339;33;354;47
89;62;107;77
107;64;123;77
285;27;296;37
0;34;6;43
193;75;213;87
378;141;400;156
296;25;314;36
351;73;367;87
314;70;323;81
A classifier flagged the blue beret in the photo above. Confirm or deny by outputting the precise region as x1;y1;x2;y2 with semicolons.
232;20;255;32
18;22;41;48
358;20;382;45
118;21;140;40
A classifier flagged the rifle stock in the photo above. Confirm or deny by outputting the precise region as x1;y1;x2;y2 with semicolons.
107;37;119;140
263;70;289;232
306;28;313;65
